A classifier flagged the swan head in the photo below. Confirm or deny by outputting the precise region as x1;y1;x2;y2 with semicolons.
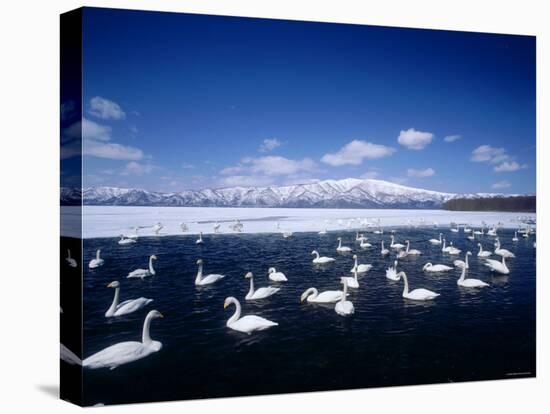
268;267;276;273
148;310;164;319
196;259;203;265
422;263;432;270
467;251;472;256
150;255;157;261
244;271;253;279
224;296;237;309
353;254;357;259
300;288;314;303
107;281;120;288
337;237;342;241
311;250;318;256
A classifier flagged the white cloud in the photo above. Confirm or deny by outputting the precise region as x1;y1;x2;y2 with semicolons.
219;175;274;187
242;156;317;176
220;165;246;175
397;128;434;150
443;134;461;143
492;180;511;189
121;161;154;176
470;145;509;163
407;167;435;177
259;138;281;152
88;96;126;120
321;140;396;166
494;161;527;172
361;169;380;179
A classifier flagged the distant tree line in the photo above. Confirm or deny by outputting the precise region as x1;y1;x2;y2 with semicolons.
443;196;536;212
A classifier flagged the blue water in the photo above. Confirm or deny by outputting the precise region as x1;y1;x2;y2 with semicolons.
80;228;536;406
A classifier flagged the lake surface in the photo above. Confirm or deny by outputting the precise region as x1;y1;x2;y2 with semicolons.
79;227;536;406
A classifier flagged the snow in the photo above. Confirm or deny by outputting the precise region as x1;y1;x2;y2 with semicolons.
60;206;536;239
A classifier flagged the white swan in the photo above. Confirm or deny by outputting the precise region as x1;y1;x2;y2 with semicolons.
467;233;475;241
457;265;489;288
311;250;335;264
350;254;372;273
429;233;443;245
398;271;440;301
386;260;400;281
180;222;188;232
118;235;136;245
127;255;157;279
195;259;225;286
336;237;352;252
268;267;288;282
450;226;459;233
213;222;221;233
473;228;484;235
494;239;515;258
245;272;280;300
422;262;453;272
441;239;451;252
448;246;462;255
356;232;367;242
224;297;278;334
196;232;204;244
153;222;163;235
512;231;519;242
342;265;360;289
477;243;492;257
65;249;77;267
301;287;345;303
335;278;355;316
453;251;472;269
373;229;383;235
89;249;105;269
83;310;163;369
484;256;510;275
404;240;421;255
359;239;372;248
390;235;405;250
104;281;153;317
282;231;293;238
126;227;139;240
380;240;390;256
318;228;327;235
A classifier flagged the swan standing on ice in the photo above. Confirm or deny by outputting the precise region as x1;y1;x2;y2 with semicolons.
118;235;136;245
195;259;225;286
350;254;372;273
180;222;188;232
336;237;352;252
213;222;221;233
126;227;139;240
153;222;163;235
196;232;204;245
224;297;278;334
494;239;515;258
104;281;153;317
484;256;510;275
89;249;104;269
380;240;390;256
311;250;335;264
429;233;443;245
397;271;440;301
83;310;163;369
390;235;405;250
301;287;345;303
268;267;288;282
127;255;157;279
335;278;355;316
65;249;77;268
386;260;400;281
422;262;453;272
245;272;280;300
477;243;492;258
453;251;472;269
457;265;489;288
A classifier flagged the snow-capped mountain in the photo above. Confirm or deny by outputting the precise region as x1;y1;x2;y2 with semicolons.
61;178;511;209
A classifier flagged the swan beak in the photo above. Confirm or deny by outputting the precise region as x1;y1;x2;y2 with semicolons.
107;283;113;288
223;302;228;309
159;313;164;318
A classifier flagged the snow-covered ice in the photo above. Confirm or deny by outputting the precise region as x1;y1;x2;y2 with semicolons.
61;206;536;239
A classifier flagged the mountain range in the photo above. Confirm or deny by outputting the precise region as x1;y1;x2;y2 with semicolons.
61;178;514;209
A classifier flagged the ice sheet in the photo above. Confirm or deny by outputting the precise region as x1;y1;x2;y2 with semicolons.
60;206;536;239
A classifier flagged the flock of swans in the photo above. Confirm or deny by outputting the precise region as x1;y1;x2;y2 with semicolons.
70;222;534;370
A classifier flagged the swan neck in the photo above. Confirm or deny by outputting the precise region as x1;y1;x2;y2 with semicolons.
459;266;466;282
195;262;203;284
107;287;120;316
247;276;255;297
341;280;348;301
142;313;155;345
149;257;155;275
402;273;409;295
96;250;100;260
228;300;241;325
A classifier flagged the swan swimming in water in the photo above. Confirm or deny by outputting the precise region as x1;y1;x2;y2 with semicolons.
453;251;472;269
390;235;405;250
429;233;443;245
88;249;104;269
380;240;390;256
127;255;157;279
224;296;278;334
386;260;400;281
397;271;440;301
342;265;360;289
494;239;515;258
336;237;352;252
356;232;367;242
104;281;153;317
83;310;163;369
301;287;345;303
484;256;510;275
477;243;492;258
350;254;372;273
512;231;519;242
196;232;204;244
195;259;225;286
335;278;355;316
457;265;489;288
360;239;372;248
118;235;136;245
318;228;327;235
65;249;77;268
268;267;288;282
404;240;422;255
311;250;335;264
245;272;280;300
422;262;453;272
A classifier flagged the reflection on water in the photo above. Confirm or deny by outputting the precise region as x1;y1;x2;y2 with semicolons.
80;228;536;406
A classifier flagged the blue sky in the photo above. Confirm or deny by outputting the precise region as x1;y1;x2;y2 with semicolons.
74;7;535;194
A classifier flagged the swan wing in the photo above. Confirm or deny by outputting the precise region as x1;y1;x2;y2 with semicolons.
407;288;439;301
269;273;288;282
335;301;355;315
83;341;157;369
127;268;148;278
313;290;344;303
115;298;153;316
460;279;489;288
251;287;280;299
200;274;225;285
230;315;278;333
